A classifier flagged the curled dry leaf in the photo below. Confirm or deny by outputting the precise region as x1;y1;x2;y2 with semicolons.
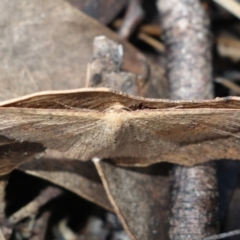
0;88;240;167
20;156;112;211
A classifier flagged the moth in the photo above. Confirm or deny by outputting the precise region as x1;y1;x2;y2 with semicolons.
0;87;240;166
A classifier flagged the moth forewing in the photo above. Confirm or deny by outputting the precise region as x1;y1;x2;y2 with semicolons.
2;90;240;165
112;110;178;158
0;107;106;160
112;108;240;159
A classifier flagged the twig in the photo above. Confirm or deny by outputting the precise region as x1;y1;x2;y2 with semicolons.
30;211;51;240
118;0;144;39
7;186;62;225
157;0;218;239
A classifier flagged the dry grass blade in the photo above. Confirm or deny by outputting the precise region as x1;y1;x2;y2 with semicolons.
215;78;240;95
138;32;165;52
217;37;240;62
113;19;162;36
212;0;240;19
201;229;240;240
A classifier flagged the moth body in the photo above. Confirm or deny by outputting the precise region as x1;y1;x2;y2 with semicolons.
80;104;131;160
103;103;130;147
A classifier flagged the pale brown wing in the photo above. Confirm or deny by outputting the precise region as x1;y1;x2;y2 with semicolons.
1;107;240;165
0;108;116;160
112;108;240;165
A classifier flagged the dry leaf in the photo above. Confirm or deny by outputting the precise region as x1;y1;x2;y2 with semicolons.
0;88;240;168
20;157;112;211
95;161;171;240
0;0;147;101
66;0;128;24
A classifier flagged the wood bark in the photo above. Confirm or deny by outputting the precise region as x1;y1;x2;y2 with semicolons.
157;0;219;239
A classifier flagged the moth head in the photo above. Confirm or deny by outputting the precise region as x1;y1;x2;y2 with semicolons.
104;103;131;113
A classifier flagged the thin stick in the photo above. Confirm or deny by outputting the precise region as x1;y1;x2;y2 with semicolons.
157;0;218;239
7;186;62;225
